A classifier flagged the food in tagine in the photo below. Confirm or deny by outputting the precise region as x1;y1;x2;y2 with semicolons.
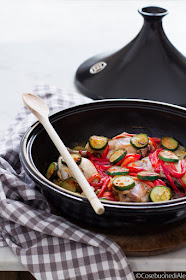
46;132;186;203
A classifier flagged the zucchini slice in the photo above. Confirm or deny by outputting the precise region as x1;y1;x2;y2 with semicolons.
58;177;81;193
61;154;82;166
130;133;149;149
161;137;178;151
89;135;108;150
150;185;171;202
158;150;179;162
107;166;129;176
113;176;135;191
46;162;58;180
137;171;159;181
109;149;127;165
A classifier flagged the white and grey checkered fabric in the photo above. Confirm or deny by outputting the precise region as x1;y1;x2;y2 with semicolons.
0;85;134;280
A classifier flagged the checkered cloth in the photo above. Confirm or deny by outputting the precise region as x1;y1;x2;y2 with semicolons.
0;85;134;280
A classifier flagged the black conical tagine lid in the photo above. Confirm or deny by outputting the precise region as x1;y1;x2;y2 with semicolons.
75;6;186;106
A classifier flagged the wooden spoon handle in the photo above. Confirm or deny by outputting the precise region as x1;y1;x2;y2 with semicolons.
41;118;105;215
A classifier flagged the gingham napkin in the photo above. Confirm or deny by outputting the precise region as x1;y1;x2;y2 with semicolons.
0;85;134;280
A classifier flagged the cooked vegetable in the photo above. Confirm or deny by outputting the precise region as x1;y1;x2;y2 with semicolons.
89;135;108;150
73;146;86;151
107;166;129;176
47;130;186;203
121;154;141;167
61;154;82;166
113;176;135;191
46;162;58;179
174;145;186;159
150;185;171;202
57;177;81;193
158;150;179;162
109;149;127;165
165;160;186;178
137;171;159;181
130;133;149;148
161;137;178;151
97;177;111;198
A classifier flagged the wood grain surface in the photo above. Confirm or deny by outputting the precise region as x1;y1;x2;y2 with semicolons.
50;203;186;257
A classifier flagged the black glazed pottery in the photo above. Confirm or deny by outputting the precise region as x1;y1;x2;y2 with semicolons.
75;6;186;106
20;99;186;230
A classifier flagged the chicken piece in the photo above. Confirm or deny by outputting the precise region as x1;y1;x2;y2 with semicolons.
108;134;150;158
113;178;151;202
79;157;98;179
57;156;72;180
108;137;137;157
57;156;98;181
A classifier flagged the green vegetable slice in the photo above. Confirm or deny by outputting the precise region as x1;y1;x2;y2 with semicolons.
46;162;58;180
109;149;127;165
150;185;171;202
161;137;178;151
137;171;159;181
57;177;81;193
107;166;129;176
89;135;108;150
61;154;82;166
113;176;135;191
130;133;149;149
158;150;179;162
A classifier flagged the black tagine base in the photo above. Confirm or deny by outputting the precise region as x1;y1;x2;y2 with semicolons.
75;6;186;106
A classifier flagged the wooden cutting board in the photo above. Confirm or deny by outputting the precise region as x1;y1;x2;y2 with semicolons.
50;204;186;256
79;219;186;256
105;219;186;256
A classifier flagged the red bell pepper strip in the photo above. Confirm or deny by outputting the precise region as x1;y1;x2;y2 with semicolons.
149;137;157;150
121;154;141;167
87;173;102;184
165;160;186;178
97;177;111;198
102;191;117;201
145;181;155;188
101;144;109;159
129;172;138;176
124;154;141;159
91;182;102;189
149;149;162;173
97;165;111;171
154;179;167;187
159;160;182;194
154;148;163;173
152;137;161;143
125;165;145;172
102;191;114;197
149;152;156;166
87;152;111;165
90;177;105;188
93;163;106;177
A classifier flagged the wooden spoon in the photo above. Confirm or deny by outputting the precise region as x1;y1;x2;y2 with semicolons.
22;93;105;215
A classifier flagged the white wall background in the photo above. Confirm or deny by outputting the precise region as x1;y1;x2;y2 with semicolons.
0;0;186;136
